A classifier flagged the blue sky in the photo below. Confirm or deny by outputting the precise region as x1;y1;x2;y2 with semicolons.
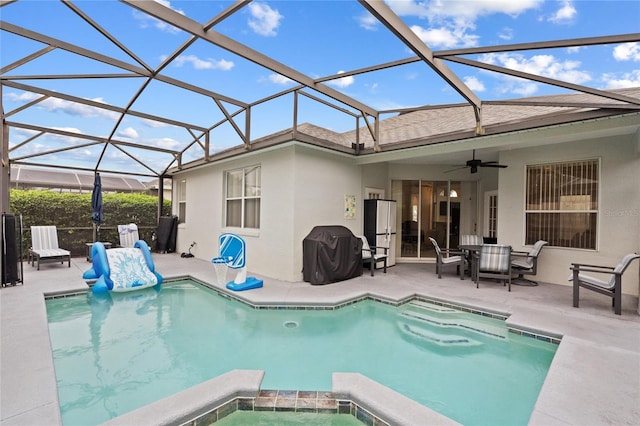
2;0;639;176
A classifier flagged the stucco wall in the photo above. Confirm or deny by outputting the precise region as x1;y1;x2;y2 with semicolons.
173;143;362;283
291;145;363;281
498;133;640;295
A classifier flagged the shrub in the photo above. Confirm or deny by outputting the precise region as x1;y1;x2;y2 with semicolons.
9;189;171;257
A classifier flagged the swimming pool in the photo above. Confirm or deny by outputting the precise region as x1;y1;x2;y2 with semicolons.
46;279;557;425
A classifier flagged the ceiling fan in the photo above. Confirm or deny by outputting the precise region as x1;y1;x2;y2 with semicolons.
445;150;508;174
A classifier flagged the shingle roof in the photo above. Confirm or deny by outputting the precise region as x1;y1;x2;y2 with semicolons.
10;166;148;193
300;87;640;150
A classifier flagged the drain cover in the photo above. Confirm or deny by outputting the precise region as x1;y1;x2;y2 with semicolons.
283;320;299;328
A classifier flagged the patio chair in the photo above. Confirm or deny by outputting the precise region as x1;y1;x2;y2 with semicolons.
118;223;139;248
571;253;640;315
474;244;512;291
460;234;484;246
360;236;388;276
428;237;465;280
511;240;548;286
29;226;71;270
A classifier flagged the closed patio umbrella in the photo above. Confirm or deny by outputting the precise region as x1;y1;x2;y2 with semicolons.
91;173;104;242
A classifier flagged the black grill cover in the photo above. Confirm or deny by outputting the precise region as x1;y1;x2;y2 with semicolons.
303;226;363;285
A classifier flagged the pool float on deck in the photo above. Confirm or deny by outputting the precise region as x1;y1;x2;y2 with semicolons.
212;233;263;291
83;241;163;293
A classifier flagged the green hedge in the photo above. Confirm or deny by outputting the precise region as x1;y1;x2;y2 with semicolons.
10;189;171;258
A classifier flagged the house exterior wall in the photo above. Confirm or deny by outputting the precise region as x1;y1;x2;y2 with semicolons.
498;133;640;295
291;145;363;281
172;143;362;283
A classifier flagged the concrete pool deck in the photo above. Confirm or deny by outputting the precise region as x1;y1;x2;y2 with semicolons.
1;254;639;425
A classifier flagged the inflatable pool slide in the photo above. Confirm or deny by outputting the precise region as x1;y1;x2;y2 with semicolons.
83;241;163;293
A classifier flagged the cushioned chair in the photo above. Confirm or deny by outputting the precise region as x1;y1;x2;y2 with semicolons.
571;253;640;315
118;223;139;248
29;225;71;270
474;244;512;291
460;234;484;246
511;240;548;286
429;237;465;279
359;236;388;276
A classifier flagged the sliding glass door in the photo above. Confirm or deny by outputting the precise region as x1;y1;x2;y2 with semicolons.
391;179;465;260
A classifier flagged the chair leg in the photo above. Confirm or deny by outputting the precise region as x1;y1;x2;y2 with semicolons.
370;260;374;276
613;276;621;315
512;272;539;286
572;272;580;308
383;258;387;273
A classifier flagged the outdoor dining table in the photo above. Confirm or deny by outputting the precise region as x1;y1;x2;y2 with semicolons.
459;244;485;281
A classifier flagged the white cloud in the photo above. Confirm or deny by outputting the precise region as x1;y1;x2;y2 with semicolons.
248;2;283;37
478;52;592;96
118;127;139;139
172;55;234;71
326;71;355;88
464;76;485;92
357;13;378;31
153;137;181;149
602;70;640;89
39;98;120;120
411;25;479;48
133;1;185;33
5;93;118;121
388;0;543;22
4;91;41;102
388;1;541;49
268;74;293;85
498;27;514;41
141;119;169;128
480;52;591;85
613;42;640;62
548;1;576;24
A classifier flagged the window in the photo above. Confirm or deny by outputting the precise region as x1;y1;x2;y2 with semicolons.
525;159;598;249
177;179;186;224
225;165;261;229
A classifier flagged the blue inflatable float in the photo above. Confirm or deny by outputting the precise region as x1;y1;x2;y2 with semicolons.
83;241;163;293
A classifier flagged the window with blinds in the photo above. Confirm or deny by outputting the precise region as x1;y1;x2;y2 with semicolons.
525;159;598;249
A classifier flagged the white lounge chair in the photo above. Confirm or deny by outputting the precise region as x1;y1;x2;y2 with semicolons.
118;223;139;248
29;226;71;270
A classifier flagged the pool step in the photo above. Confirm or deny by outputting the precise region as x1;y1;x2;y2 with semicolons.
397;322;483;348
399;302;508;340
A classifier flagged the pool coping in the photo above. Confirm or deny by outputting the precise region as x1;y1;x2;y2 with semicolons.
100;369;458;426
44;276;559;426
4;257;638;426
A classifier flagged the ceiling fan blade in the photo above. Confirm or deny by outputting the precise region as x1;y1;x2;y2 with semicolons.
481;164;508;168
444;165;468;173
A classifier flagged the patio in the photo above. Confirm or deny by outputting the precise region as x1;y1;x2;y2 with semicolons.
1;254;639;425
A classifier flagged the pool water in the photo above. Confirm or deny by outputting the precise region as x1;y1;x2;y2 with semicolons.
46;279;557;425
